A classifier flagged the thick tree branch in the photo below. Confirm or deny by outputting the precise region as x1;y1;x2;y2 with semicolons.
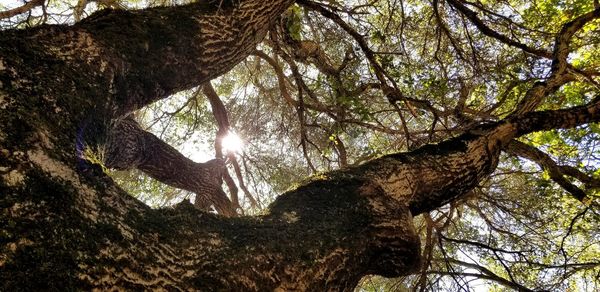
105;117;236;216
381;96;600;215
2;0;294;117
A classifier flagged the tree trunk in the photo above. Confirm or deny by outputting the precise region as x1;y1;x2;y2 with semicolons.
2;2;599;290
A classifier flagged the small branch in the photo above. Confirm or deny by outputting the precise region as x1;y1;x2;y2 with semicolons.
432;0;468;62
446;0;551;58
202;82;240;210
253;49;332;114
447;0;600;117
0;0;44;20
253;50;294;106
203;83;231;133
551;7;600;74
203;82;259;209
506;140;595;202
297;0;419;116
441;235;529;255
296;86;318;173
228;153;258;208
332;135;348;167
513;7;600;116
434;257;534;291
429;258;534;291
416;214;435;292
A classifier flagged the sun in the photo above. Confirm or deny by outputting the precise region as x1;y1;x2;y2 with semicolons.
221;132;244;154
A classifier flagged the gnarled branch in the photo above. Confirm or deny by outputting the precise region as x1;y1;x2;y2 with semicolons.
104;117;236;216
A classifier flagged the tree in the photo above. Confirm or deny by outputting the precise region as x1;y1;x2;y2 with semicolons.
1;0;599;290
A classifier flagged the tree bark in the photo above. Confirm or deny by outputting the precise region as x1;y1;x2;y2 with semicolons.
1;2;599;290
105;117;236;216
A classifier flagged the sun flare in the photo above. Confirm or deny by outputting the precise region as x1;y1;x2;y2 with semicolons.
221;132;244;154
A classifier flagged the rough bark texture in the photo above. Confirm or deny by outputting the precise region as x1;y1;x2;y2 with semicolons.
105;117;235;216
1;1;599;290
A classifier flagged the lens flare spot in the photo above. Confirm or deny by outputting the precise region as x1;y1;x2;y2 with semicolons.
221;132;243;153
